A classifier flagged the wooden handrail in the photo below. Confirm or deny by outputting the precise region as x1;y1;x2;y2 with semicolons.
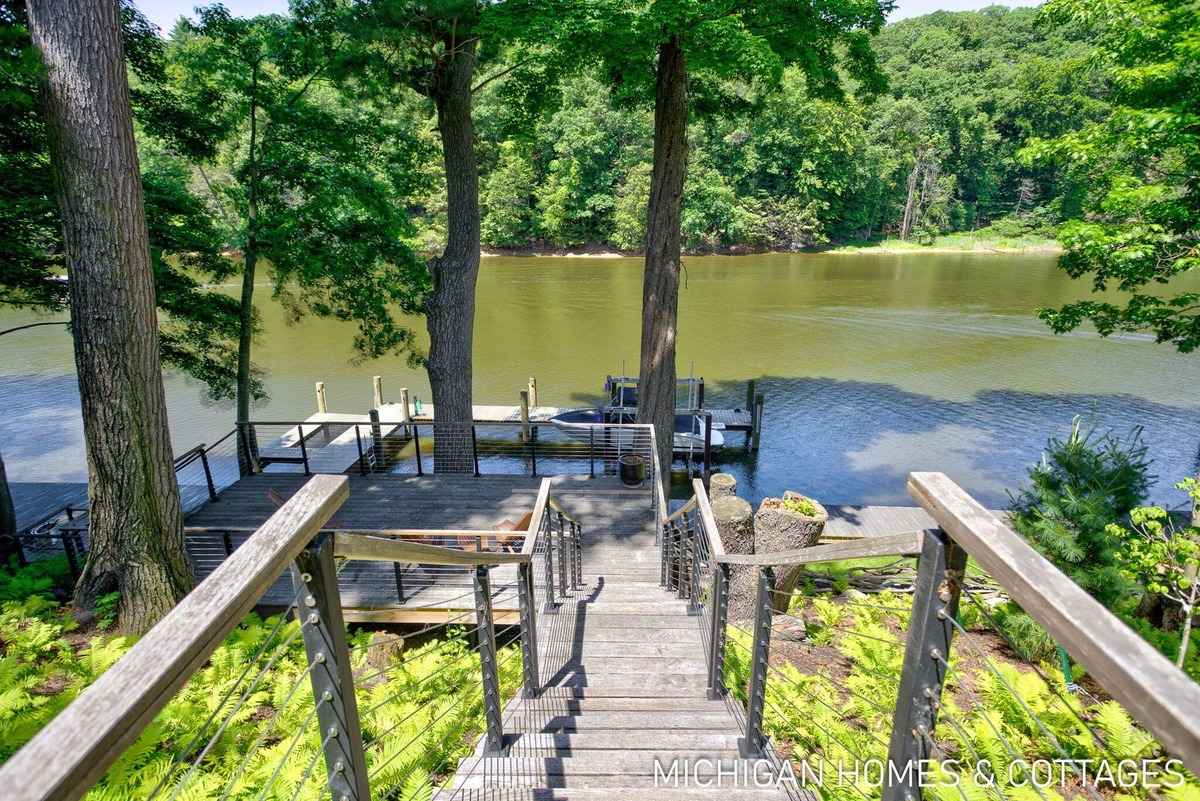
1;474;350;801
651;428;670;525
666;495;698;523
715;531;923;566
692;479;727;558
521;478;553;557
186;526;517;539
334;533;531;566
909;471;1200;773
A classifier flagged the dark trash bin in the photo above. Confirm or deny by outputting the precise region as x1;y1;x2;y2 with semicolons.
619;454;646;486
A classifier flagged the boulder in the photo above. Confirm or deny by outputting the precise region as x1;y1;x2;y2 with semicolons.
365;631;405;681
708;472;737;499
754;491;827;612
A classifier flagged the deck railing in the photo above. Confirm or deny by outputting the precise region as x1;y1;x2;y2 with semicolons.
0;475;588;801
664;472;1200;800
237;418;657;481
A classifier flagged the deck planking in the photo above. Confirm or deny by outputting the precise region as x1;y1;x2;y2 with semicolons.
10;482;88;531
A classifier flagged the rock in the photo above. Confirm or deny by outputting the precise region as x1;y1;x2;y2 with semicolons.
754;492;827;612
709;473;737;499
775;617;808;642
365;631;405;678
712;495;755;620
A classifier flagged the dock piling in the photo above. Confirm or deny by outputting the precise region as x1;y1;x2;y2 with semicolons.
315;381;328;414
372;375;384;409
528;376;538;409
519;390;531;441
751;393;764;451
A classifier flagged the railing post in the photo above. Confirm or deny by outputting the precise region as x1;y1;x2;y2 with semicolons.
517;561;540;697
589;427;595;477
572;521;582;589
703;412;713;487
199;448;218;502
474;565;505;754
61;531;80;579
556;513;567;597
660;523;670;587
412;425;423;475
688;530;702;616
291;533;370;801
740;566;774;758
221;530;233;557
297;424;311;476
542;513;557;613
354;425;367;475
471;425;481;476
707;563;730;699
883;528;966;801
676;525;689;600
392;562;405;603
530;425;538;476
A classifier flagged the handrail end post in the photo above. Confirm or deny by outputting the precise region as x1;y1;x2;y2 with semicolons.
739;565;774;759
474;565;505;755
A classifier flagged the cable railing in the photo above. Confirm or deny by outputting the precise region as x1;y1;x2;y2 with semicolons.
663;472;1200;801
0;473;596;801
236;418;656;480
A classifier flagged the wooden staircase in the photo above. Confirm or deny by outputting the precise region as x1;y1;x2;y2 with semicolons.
439;490;788;800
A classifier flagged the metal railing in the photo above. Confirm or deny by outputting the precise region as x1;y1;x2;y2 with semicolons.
0;474;593;801
664;472;1200;800
236;419;656;481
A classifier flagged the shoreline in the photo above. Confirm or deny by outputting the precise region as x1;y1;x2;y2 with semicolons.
480;242;1063;259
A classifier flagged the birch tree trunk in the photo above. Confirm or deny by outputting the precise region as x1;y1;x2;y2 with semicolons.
28;0;193;632
426;37;480;473
637;37;688;482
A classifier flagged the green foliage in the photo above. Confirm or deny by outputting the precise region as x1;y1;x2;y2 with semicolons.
1009;419;1151;609
94;592;121;631
782;497;819;517
723;592;1197;801
0;557;72;604
1024;0;1200;352
0;594;521;799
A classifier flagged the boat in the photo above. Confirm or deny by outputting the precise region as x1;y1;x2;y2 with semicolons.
549;408;724;451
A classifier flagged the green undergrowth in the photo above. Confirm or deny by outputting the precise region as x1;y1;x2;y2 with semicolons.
724;590;1200;801
0;587;521;800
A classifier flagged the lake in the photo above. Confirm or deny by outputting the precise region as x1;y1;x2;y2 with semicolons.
3;252;1199;508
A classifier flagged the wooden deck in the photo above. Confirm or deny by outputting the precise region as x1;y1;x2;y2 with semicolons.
185;473;651;623
10;482;88;531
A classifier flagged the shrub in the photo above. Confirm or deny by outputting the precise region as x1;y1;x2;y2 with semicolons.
1008;418;1151;610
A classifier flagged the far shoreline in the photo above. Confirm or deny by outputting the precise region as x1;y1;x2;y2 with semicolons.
480;239;1063;259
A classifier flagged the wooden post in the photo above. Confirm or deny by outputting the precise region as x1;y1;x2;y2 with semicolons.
372;375;384;409
292;533;371;801
519;390;531;442
883;528;966;801
528;376;538;409
315;381;328;414
399;387;412;437
703;412;713;486
751;393;764;451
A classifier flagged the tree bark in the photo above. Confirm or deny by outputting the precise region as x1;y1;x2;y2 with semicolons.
0;449;20;567
637;37;688;482
426;37;480;473
28;0;193;632
236;69;260;475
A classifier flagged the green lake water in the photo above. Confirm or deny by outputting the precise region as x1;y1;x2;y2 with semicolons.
3;252;1199;506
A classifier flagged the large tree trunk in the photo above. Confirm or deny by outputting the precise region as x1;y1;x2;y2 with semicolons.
0;450;20;567
28;0;193;632
426;38;480;474
236;71;259;476
637;37;688;482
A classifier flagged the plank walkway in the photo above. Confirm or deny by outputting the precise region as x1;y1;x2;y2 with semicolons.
10;482;88;532
440;490;789;799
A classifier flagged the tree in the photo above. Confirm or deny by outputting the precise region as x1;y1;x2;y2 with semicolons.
570;0;891;475
319;0;558;471
0;451;17;567
26;0;192;631
1023;0;1200;352
157;6;428;447
1109;479;1200;668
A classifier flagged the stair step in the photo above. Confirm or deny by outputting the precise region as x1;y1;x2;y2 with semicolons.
509;711;735;732
503;695;728;712
560;628;702;643
561;656;708;674
579;602;692;614
503;731;741;753
437;787;795;800
544;676;710;695
450;756;776;784
576;641;706;658
583;614;701;629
